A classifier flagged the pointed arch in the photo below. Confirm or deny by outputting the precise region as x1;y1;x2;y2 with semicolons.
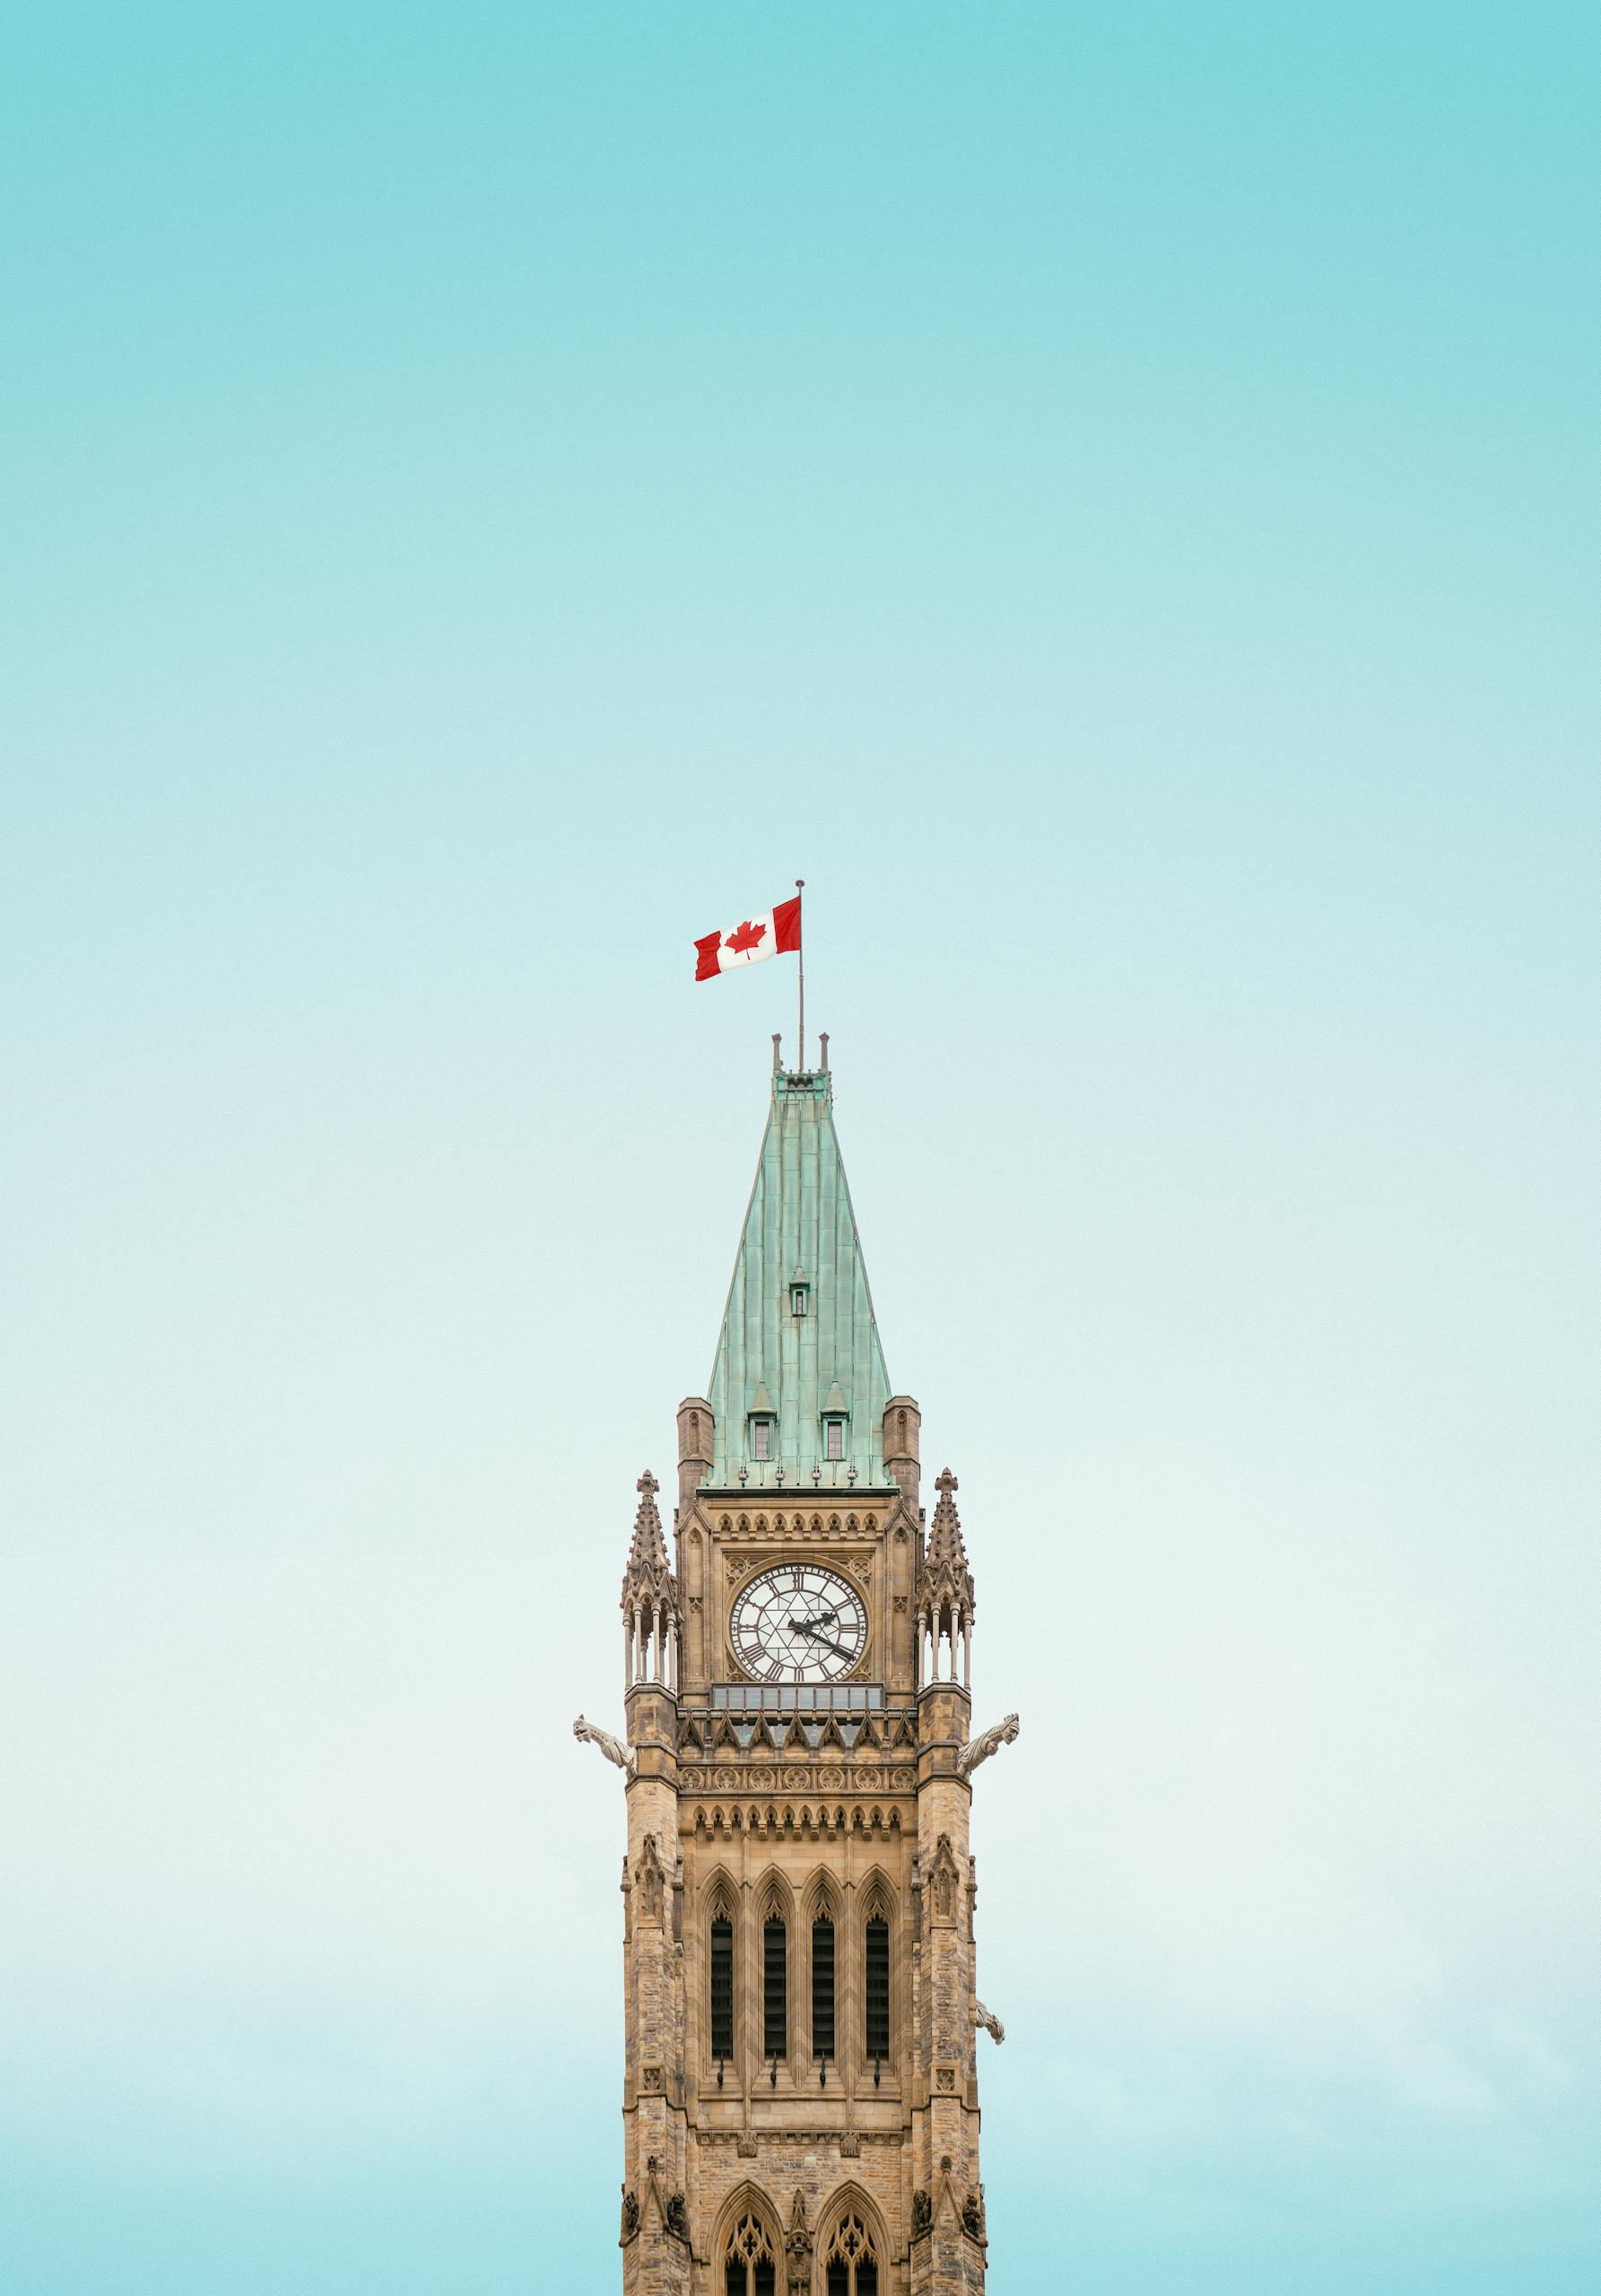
803;1868;843;1925
754;1867;794;1925
701;1863;740;1922
714;2182;782;2296
856;1863;897;1925
816;2183;886;2296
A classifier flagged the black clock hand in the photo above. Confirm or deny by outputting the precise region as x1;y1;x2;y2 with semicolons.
789;1610;837;1635
795;1622;858;1663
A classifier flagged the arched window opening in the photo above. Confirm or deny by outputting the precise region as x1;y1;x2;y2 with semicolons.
762;1916;787;2059
812;1917;835;2060
726;2212;776;2296
865;1916;890;2064
825;2213;877;2296
709;1914;734;2064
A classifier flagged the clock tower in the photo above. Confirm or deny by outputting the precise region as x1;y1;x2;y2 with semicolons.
579;1050;1017;2296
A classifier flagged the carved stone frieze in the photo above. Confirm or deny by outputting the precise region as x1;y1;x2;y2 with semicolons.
692;1763;914;1795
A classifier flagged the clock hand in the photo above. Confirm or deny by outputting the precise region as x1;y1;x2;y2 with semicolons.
794;1622;858;1663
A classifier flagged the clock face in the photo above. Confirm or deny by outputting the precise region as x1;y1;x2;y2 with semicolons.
730;1564;868;1683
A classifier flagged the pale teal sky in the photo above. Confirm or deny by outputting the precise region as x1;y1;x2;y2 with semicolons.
3;5;1598;2292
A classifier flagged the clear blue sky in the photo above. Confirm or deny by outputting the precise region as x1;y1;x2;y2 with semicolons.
3;5;1598;2292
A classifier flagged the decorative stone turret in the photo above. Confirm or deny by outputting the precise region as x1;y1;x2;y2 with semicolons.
675;1396;712;1510
919;1470;976;1688
912;1467;984;2295
620;1467;688;2296
622;1471;681;1692
883;1392;922;1516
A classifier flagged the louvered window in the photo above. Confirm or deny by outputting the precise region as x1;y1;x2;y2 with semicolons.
824;1416;845;1459
865;1916;890;2061
762;1917;787;2058
709;1916;734;2062
812;1918;835;2058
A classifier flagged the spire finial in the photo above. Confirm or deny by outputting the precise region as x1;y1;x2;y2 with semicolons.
637;1469;658;1497
935;1467;958;1498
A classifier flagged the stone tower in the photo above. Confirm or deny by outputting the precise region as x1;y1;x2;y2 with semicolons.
579;1057;1017;2296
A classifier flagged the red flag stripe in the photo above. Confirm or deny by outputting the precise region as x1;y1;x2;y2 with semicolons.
772;892;802;952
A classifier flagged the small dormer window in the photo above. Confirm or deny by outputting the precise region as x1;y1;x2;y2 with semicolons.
824;1415;846;1461
751;1416;774;1461
790;1283;809;1317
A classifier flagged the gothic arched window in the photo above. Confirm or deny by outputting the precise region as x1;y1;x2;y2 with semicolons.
864;1914;890;2063
709;1912;734;2064
825;2212;878;2296
726;2211;776;2296
812;1914;835;2060
762;1915;787;2059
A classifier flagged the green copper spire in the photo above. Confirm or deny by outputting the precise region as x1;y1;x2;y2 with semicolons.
705;1065;892;1491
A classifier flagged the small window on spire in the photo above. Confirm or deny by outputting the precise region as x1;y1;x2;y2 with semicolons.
824;1416;846;1461
790;1283;809;1317
751;1417;773;1461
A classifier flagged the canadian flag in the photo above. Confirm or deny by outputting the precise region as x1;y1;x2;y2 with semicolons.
694;892;802;980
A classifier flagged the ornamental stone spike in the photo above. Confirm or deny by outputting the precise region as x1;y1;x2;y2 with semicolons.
620;1466;680;1694
920;1466;977;1687
621;1467;675;1608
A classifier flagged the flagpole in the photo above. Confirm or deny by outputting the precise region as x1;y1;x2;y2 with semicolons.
795;877;805;1072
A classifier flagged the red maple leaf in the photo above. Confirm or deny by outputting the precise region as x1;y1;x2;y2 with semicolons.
725;918;769;955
